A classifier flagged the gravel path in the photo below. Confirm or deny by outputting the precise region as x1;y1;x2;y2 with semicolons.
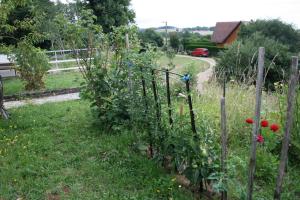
177;55;216;93
4;92;80;109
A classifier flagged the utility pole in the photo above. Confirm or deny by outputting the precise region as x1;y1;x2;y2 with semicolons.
162;21;168;47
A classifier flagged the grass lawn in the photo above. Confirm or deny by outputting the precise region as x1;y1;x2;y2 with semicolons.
158;55;209;74
3;71;84;96
51;61;78;69
3;55;210;96
0;100;194;200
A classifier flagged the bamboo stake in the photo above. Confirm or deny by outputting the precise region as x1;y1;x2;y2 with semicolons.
274;56;299;200
247;47;265;200
221;75;227;200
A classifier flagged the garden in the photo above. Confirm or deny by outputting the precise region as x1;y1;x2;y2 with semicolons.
1;1;300;200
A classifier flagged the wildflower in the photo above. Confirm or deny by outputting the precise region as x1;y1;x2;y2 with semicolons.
245;118;254;124
256;134;264;143
261;119;269;127
270;124;280;132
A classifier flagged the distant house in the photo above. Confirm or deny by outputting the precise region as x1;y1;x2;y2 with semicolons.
211;21;242;47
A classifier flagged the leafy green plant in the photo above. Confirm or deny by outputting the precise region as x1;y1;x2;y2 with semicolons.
12;42;50;90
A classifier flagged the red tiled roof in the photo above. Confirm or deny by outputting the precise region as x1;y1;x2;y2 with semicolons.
211;21;241;43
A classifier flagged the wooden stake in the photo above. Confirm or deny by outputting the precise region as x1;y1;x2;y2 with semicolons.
274;56;299;200
221;75;227;200
247;47;265;200
166;69;173;125
0;75;9;119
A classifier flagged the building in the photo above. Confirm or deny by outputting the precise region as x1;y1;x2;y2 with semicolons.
211;21;242;47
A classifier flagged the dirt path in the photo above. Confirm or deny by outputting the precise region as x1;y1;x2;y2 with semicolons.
177;55;216;93
4;92;80;109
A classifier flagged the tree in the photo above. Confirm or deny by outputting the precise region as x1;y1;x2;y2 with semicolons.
239;19;300;53
215;32;290;89
80;0;135;33
138;28;163;47
0;0;57;48
169;32;180;51
0;0;55;90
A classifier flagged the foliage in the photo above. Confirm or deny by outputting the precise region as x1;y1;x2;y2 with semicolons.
239;19;300;53
80;0;135;33
169;32;180;51
11;42;50;90
0;101;193;199
215;32;290;88
138;28;164;47
0;0;56;49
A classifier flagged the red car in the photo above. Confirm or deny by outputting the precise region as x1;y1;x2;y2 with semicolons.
190;48;209;57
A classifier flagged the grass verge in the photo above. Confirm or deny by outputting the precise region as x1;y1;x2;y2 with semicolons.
3;71;84;96
0;100;193;200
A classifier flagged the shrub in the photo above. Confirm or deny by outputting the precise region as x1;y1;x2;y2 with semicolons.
215;32;290;88
13;42;50;90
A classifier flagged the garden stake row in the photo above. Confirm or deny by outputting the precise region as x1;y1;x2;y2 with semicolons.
165;69;173;125
247;47;265;200
220;73;227;200
274;56;299;200
140;67;153;158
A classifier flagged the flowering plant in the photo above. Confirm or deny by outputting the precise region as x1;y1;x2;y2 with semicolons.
245;118;281;149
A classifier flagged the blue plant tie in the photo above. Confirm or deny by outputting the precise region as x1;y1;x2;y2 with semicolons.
127;61;134;68
182;74;190;82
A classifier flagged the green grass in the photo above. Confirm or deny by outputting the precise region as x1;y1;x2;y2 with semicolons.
3;55;209;96
51;61;78;69
158;55;209;74
3;71;84;96
0;100;194;200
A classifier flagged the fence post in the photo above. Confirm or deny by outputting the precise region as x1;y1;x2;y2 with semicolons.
166;69;173;125
185;78;197;134
247;47;265;200
274;56;299;200
0;75;9;119
221;75;227;200
141;67;153;157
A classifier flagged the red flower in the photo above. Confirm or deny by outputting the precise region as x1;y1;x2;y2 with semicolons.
246;118;254;124
270;124;280;132
256;134;264;143
261;119;269;127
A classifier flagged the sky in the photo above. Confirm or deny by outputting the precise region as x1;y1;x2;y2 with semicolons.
131;0;300;28
56;0;300;29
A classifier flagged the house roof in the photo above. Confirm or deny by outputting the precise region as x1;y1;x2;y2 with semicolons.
211;21;241;43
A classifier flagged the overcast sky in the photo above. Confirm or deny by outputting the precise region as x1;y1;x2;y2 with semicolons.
130;0;300;28
57;0;300;29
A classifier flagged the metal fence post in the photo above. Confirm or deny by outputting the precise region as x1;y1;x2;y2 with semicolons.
166;69;173;125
